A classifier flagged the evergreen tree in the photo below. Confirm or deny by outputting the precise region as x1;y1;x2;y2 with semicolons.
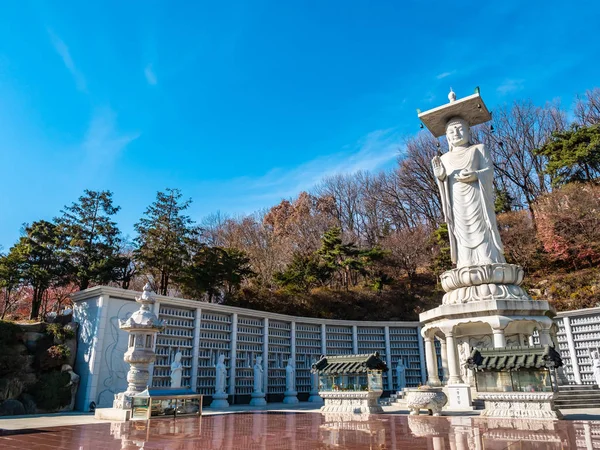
536;124;600;185
274;252;330;293
494;187;514;214
430;223;452;277
56;190;124;290
177;245;254;302
317;227;360;290
0;251;23;319
134;188;197;295
315;227;386;290
12;221;68;319
220;248;255;296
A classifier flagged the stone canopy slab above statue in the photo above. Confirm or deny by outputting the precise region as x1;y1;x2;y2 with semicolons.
418;88;491;138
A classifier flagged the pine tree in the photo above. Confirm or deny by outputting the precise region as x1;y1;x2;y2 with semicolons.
0;251;23;319
11;221;68;319
317;227;360;290
134;188;197;295
431;223;452;277
177;246;254;302
536;124;600;185
56;190;124;290
274;252;330;293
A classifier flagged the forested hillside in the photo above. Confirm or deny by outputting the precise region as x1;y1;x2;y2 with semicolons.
2;88;600;321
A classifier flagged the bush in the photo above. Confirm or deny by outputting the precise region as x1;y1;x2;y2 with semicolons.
39;345;70;371
28;370;71;411
0;320;21;346
0;321;26;378
46;323;75;342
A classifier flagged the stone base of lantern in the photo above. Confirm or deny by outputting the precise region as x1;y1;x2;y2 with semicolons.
478;392;563;419
210;392;229;408
283;391;299;404
319;390;383;414
249;392;267;406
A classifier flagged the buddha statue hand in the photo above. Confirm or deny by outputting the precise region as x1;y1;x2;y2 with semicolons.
455;169;477;183
432;156;446;180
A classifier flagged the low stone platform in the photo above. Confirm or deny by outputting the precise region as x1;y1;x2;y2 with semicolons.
320;391;383;414
94;408;131;422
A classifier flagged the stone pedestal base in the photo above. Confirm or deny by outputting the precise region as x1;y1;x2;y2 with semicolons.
478;392;563;419
446;384;473;410
319;391;383;414
95;407;131;421
210;392;230;408
283;390;299;404
440;263;528;305
249;391;267;406
308;391;324;404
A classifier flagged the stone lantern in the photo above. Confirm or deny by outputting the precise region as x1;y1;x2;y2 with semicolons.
113;283;164;410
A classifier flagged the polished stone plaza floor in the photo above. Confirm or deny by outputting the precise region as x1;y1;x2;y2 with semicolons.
1;412;600;449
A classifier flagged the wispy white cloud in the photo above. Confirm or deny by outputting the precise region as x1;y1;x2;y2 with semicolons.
436;70;455;79
497;78;525;95
197;128;402;213
82;107;140;169
423;92;436;104
47;29;87;93
144;64;157;85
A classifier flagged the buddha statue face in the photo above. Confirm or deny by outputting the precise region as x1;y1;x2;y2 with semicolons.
445;117;471;149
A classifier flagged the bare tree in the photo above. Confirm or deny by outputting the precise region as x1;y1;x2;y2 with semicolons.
574;88;600;126
483;100;567;214
394;132;443;228
314;173;362;240
381;226;432;282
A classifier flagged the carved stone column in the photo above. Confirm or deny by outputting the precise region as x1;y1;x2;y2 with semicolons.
539;327;553;346
262;318;269;395
445;332;463;385
492;328;506;349
229;313;238;397
424;332;441;386
563;317;582;384
440;339;449;384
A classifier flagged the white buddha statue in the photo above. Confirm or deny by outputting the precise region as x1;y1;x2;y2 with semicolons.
396;359;407;391
285;358;295;393
215;354;227;394
253;356;264;393
432;116;505;268
170;351;183;388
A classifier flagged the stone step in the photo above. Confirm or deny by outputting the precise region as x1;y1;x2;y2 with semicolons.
555;398;600;406
556;400;600;407
555;402;600;409
559;384;599;391
556;392;600;399
558;388;599;392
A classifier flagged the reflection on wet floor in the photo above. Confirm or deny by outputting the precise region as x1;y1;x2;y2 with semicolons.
1;412;600;449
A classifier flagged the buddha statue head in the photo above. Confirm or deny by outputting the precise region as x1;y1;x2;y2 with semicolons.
445;116;471;150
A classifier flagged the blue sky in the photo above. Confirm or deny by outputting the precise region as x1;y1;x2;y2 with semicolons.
0;1;598;249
